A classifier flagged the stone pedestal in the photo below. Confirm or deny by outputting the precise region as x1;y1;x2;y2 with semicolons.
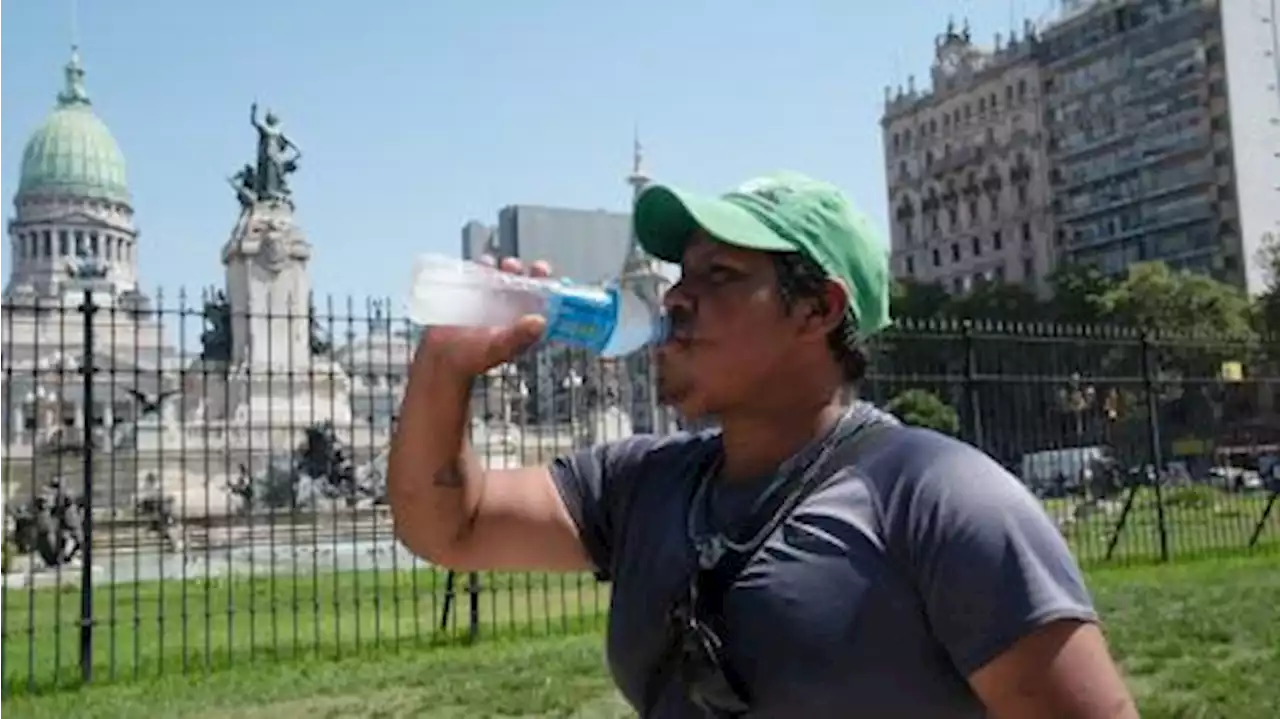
222;200;313;369
218;199;352;442
223;358;353;435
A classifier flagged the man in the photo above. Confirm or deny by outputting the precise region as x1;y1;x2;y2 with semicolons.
388;172;1137;718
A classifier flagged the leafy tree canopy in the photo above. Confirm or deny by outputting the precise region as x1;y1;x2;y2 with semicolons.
885;389;960;436
892;259;1257;341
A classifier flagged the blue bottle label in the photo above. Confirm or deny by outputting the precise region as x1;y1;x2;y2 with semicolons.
543;284;618;354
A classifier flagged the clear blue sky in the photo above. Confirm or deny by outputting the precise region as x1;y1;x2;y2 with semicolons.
2;0;1050;302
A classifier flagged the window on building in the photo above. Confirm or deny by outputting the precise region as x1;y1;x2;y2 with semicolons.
1022;222;1032;243
993;230;1003;251
972;236;982;256
951;242;961;262
932;248;941;267
905;256;916;275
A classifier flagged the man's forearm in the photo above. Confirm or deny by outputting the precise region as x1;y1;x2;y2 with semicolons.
387;345;487;562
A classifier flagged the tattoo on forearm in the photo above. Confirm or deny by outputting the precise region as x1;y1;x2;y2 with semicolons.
432;459;466;488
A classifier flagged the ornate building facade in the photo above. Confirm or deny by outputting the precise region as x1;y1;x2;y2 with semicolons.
881;20;1057;296
3;48;182;466
7;49;140;296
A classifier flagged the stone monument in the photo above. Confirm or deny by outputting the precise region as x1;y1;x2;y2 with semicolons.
217;102;352;439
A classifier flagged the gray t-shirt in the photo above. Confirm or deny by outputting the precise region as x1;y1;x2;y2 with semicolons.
550;403;1097;718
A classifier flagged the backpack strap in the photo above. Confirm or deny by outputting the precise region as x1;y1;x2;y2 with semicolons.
642;418;895;715
701;420;894;604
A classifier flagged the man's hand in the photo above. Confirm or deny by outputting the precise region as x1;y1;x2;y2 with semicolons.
389;254;593;573
418;256;553;377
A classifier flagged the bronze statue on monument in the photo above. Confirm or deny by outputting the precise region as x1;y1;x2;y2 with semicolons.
229;102;302;209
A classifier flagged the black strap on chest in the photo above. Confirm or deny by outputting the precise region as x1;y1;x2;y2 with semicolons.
709;418;891;596
643;417;894;717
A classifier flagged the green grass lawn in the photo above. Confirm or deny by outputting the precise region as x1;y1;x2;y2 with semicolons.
5;554;1278;718
4;567;610;692
1088;555;1280;718
1045;486;1276;565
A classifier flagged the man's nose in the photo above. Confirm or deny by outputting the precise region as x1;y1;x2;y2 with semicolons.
662;281;693;313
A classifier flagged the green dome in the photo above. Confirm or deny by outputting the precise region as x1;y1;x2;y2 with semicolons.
18;50;129;204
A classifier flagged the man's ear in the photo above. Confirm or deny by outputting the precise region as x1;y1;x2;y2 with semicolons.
796;279;849;341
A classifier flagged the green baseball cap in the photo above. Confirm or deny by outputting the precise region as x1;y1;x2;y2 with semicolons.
632;171;892;338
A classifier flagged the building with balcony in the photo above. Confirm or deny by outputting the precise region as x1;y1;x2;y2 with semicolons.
1040;0;1280;293
881;19;1057;296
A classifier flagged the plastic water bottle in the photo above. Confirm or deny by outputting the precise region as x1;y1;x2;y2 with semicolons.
406;254;666;358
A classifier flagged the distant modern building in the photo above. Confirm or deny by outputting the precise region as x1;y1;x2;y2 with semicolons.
457;143;680;433
1039;0;1280;294
458;205;633;284
459;220;494;261
880;18;1057;296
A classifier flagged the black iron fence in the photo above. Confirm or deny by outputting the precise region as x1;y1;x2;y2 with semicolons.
2;290;1278;693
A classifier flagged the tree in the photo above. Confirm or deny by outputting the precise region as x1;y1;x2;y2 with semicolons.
1256;234;1280;338
1097;261;1256;340
885;389;960;436
890;279;951;320
1046;263;1114;324
1094;262;1258;445
947;281;1043;321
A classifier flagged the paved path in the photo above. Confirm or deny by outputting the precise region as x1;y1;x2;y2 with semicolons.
5;538;431;589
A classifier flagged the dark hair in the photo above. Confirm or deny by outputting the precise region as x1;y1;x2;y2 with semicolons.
771;252;867;385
